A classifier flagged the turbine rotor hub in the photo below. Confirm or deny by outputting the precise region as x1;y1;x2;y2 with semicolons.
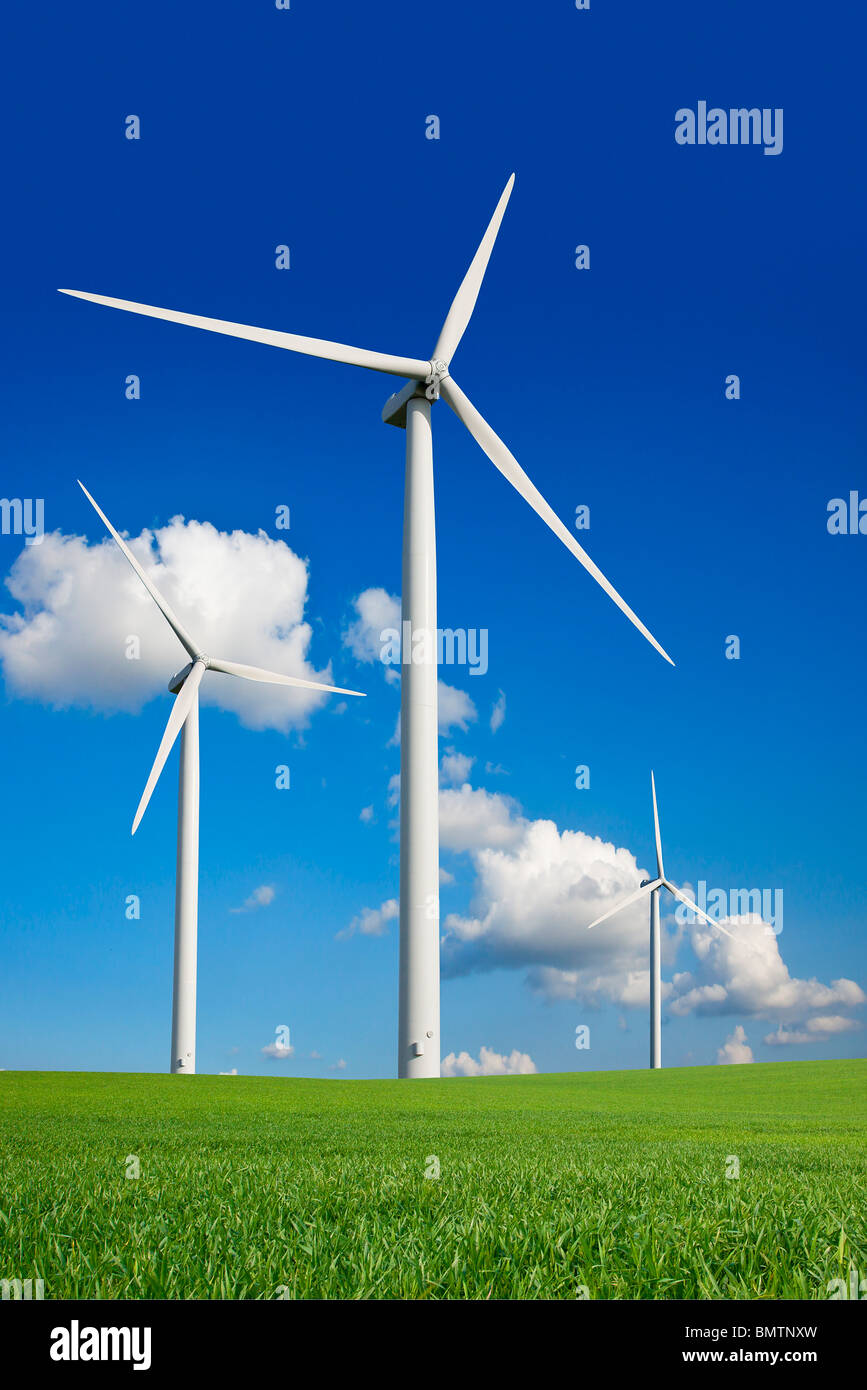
168;655;208;693
424;359;450;402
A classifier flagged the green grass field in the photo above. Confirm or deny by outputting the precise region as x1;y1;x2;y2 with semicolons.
1;1059;864;1300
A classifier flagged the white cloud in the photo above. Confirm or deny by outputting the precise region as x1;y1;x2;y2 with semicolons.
343;587;400;664
262;1040;294;1060
716;1025;754;1065
0;519;345;731
439;784;526;854
331;1058;347;1071
359;804;375;824
218;1068;238;1075
490;690;506;733
666;916;866;1021
230;884;276;914
805;1013;861;1036
527;963;656;1008
764;1015;862;1046
440;748;475;786
441;1045;537;1077
437;781;865;1027
337;897;398;941
437;682;477;733
387;773;400;808
440;796;650;996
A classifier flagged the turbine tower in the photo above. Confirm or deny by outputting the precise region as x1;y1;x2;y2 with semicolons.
60;176;674;1078
78;481;363;1074
586;771;737;1068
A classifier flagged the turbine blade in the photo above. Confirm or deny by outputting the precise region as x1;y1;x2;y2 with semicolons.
59;290;429;380
78;481;198;660
440;377;675;666
662;880;738;942
586;878;661;931
207;656;364;698
651;770;665;879
132;662;204;835
432;174;515;364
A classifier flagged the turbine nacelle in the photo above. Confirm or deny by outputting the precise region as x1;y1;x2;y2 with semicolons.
382;360;451;429
382;379;429;430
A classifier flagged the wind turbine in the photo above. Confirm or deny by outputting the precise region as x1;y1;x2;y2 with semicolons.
586;771;737;1069
77;480;363;1075
60;175;674;1079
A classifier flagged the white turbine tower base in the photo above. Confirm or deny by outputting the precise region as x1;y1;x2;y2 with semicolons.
77;482;364;1075
587;771;740;1070
62;176;675;1078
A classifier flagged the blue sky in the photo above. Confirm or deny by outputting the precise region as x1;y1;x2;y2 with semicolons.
1;1;865;1077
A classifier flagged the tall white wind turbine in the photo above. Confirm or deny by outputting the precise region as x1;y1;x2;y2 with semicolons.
78;481;363;1075
60;176;674;1079
586;772;737;1069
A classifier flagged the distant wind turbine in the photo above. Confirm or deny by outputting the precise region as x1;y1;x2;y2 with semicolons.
78;481;363;1074
61;175;673;1079
587;772;737;1069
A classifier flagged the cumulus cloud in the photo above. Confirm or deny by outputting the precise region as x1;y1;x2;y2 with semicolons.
440;794;651;995
343;587;400;665
764;1015;862;1046
437;682;477;733
336;897;398;941
440;748;475;786
442;1045;537;1077
666;917;865;1021
262;1040;294;1061
359;805;375;824
439;784;526;854
0;519;346;731
438;782;865;1030
218;1068;238;1075
230;884;276;914
716;1025;754;1065
490;690;506;733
